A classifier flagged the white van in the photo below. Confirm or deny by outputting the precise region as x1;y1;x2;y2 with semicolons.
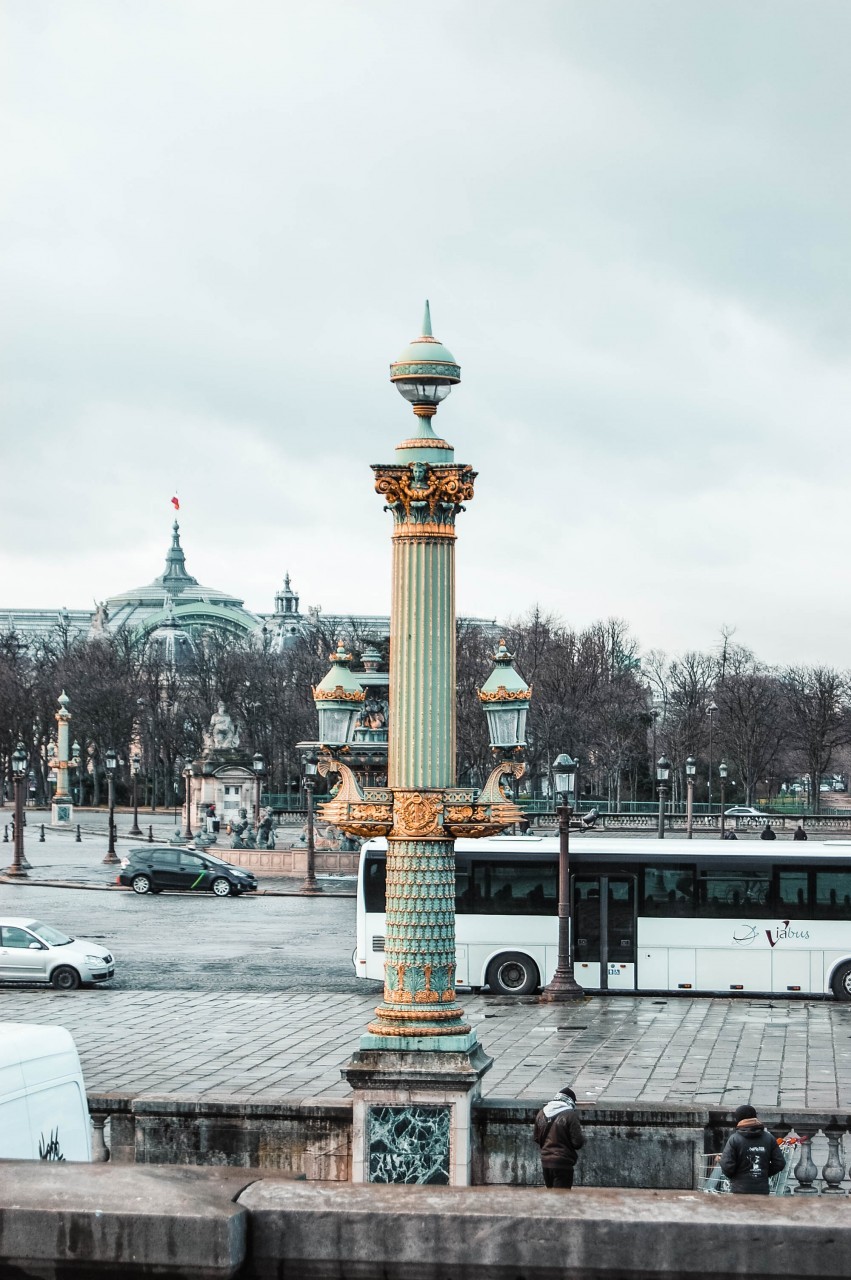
0;1023;91;1160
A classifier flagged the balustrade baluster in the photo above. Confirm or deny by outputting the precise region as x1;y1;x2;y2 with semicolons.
90;1113;109;1162
792;1132;819;1194
821;1129;846;1194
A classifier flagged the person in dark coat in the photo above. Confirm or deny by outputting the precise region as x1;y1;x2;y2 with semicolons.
793;823;808;841
533;1085;585;1189
760;823;777;841
719;1105;785;1194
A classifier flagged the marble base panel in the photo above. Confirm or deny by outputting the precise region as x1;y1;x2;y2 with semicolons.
51;801;73;828
345;1045;492;1188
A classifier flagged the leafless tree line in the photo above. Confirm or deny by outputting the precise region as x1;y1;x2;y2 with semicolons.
1;612;849;812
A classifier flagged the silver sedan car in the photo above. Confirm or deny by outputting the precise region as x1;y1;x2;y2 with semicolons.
0;918;115;990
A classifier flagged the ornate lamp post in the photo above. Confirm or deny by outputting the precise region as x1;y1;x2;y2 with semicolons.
48;691;77;828
129;753;142;836
719;759;728;839
102;748;119;865
6;743;28;878
540;753;584;1002
252;753;265;828
656;754;670;840
315;304;526;1186
685;756;696;839
301;754;320;894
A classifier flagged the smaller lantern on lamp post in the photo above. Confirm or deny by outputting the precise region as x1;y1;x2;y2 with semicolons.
6;743;28;878
478;640;530;757
182;766;194;840
685;756;697;839
102;748;119;865
719;760;728;839
312;641;365;748
252;753;265;829
540;752;585;1002
656;754;670;840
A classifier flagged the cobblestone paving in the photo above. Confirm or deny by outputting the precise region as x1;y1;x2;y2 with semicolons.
1;988;848;1109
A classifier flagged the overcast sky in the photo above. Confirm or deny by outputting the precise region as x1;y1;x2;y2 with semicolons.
2;1;850;667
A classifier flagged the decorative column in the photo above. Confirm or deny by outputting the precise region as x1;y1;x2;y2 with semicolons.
49;692;76;828
323;305;526;1186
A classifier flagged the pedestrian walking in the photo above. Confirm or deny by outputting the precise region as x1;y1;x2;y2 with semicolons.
719;1105;785;1194
760;822;776;841
533;1085;584;1189
793;823;807;841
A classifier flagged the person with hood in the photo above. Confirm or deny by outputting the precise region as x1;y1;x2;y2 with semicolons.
760;822;777;841
533;1085;585;1188
719;1105;785;1194
793;823;808;841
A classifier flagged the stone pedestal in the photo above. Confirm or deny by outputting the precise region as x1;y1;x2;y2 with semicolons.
51;800;73;828
344;1043;492;1187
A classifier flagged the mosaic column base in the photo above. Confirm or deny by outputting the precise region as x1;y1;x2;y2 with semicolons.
345;1045;492;1187
51;802;74;828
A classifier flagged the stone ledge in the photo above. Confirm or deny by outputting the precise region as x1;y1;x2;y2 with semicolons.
0;1162;252;1279
239;1179;851;1280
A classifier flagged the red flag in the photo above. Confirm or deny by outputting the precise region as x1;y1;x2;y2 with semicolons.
171;496;180;511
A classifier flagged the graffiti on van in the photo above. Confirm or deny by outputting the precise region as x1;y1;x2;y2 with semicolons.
38;1128;65;1161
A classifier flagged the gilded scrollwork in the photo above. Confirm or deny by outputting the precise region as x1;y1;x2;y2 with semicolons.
392;791;443;838
373;463;476;521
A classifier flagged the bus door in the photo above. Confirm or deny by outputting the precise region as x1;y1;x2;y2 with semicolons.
572;874;636;991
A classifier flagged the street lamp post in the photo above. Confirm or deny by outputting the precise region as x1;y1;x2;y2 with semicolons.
102;749;119;865
685;756;696;840
6;743;28;877
252;752;264;829
182;767;194;840
540;754;584;1002
719;760;728;839
129;754;142;836
656;754;670;839
706;701;718;814
301;755;320;894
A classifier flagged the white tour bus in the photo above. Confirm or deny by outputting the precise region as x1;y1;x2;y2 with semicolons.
355;835;851;1000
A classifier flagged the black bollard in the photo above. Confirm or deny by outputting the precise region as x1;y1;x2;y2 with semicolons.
2;825;7;843
148;825;153;842
39;823;45;842
75;824;82;843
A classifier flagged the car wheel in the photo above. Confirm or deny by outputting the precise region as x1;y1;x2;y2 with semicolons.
486;952;539;996
831;962;851;1001
50;965;81;992
131;874;152;895
211;877;232;897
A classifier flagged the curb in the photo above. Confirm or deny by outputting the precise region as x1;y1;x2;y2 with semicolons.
0;875;355;897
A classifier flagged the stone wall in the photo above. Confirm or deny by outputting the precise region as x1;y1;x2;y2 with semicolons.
2;1164;850;1280
218;847;360;876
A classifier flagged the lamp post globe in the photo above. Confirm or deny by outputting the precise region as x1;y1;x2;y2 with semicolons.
103;748;119;865
656;753;670;840
6;742;28;877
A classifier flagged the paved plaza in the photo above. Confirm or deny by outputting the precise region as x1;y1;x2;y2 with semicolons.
1;987;848;1111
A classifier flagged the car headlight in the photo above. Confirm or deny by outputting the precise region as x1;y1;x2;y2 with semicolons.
85;954;106;965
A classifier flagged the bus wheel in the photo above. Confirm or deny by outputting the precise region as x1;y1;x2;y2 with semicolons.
831;962;851;1001
486;952;539;996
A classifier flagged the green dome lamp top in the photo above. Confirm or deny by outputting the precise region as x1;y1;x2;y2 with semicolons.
390;301;461;462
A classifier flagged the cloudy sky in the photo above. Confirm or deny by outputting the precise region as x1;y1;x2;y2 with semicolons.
3;1;850;667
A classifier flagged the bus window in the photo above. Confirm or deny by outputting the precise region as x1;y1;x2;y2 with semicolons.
469;860;556;915
363;857;387;913
776;869;810;914
699;869;770;918
641;866;694;917
815;870;851;919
